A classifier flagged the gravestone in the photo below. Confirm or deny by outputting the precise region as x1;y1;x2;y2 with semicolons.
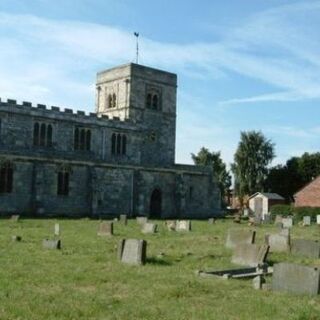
274;215;283;228
54;223;60;236
11;215;20;222
98;221;113;236
317;215;320;225
120;214;127;225
118;239;147;265
262;214;271;224
176;220;191;232
142;223;157;234
225;229;256;249
282;217;293;229
231;244;269;267
166;220;176;231
11;235;22;242
265;230;290;253
136;216;148;225
208;218;215;224
272;263;320;295
302;216;311;226
291;239;320;259
43;239;61;250
243;208;249;217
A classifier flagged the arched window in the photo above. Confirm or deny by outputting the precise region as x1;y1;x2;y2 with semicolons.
57;169;70;196
152;95;158;109
86;130;91;151
146;94;152;108
122;135;127;155
112;93;117;108
33;123;40;146
111;133;116;154
116;133;121;154
0;162;13;194
40;123;46;146
108;94;113;109
47;124;53;147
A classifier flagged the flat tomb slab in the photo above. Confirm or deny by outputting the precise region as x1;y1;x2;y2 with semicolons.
291;239;320;259
272;263;320;295
231;244;269;267
225;229;256;249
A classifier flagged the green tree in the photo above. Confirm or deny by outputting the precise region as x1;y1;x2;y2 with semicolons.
232;131;275;202
191;147;231;201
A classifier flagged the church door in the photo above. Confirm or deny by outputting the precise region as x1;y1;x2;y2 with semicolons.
150;189;162;218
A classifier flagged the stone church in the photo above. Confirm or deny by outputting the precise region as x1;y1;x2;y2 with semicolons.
0;63;221;218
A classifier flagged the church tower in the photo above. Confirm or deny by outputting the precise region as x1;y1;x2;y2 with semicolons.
95;63;177;165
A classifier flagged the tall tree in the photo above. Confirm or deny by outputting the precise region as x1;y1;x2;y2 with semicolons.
232;131;275;201
191;147;231;201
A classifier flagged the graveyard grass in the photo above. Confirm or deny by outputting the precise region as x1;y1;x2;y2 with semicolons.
0;219;320;320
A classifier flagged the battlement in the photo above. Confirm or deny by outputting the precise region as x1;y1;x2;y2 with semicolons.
0;98;132;127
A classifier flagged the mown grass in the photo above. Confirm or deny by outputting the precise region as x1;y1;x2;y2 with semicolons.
0;218;319;320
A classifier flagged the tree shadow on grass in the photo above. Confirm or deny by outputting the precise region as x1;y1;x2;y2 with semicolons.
146;257;172;266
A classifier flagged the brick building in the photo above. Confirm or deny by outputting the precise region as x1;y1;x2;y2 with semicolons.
294;176;320;207
0;63;221;218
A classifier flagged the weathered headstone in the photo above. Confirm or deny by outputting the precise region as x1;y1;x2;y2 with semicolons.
98;221;113;236
54;223;60;236
176;220;191;232
142;223;157;234
11;215;20;222
11;235;22;242
302;216;311;226
317;215;320;225
136;216;148;225
166;220;176;231
272;263;320;295
231;244;269;267
291;239;320;259
208;218;215;224
243;208;249;217
120;214;127;225
274;215;283;228
42;239;61;250
118;239;147;265
262;214;271;224
225;229;256;249
282;217;293;229
265;230;290;253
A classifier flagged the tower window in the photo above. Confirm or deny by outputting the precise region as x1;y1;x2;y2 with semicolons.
107;93;117;109
57;166;70;196
146;89;161;110
0;162;13;194
74;127;91;151
111;133;127;156
152;95;158;109
33;122;53;147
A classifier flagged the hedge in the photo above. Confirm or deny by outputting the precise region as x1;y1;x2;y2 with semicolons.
270;204;320;222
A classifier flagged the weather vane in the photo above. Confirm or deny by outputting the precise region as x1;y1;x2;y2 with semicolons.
134;32;139;64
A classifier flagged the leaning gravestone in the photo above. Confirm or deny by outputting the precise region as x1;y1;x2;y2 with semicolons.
231;244;269;267
120;214;127;225
176;220;191;232
136;216;148;225
282;217;293;228
272;263;320;295
302;216;311;226
118;239;147;265
11;215;20;222
142;223;157;234
98;221;113;236
225;229;256;249
43;239;61;250
291;239;320;259
54;223;60;236
265;230;290;253
166;220;176;231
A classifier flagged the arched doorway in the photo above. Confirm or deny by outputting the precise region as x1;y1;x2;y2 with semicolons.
150;189;162;218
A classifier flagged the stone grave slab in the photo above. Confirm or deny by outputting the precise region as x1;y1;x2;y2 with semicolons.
120;214;127;225
291;239;320;259
118;239;147;265
11;215;20;222
208;218;215;224
317;215;320;225
43;239;61;250
302;216;311;226
136;217;148;225
225;229;256;249
176;220;191;232
166;220;176;231
98;221;113;236
231;244;269;267
272;263;320;295
265;231;290;253
282;217;293;229
274;215;283;227
142;223;157;234
54;223;60;236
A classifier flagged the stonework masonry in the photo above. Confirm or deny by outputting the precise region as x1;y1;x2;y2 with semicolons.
0;63;221;218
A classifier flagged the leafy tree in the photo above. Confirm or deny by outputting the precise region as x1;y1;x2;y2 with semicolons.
191;147;231;201
232;131;275;201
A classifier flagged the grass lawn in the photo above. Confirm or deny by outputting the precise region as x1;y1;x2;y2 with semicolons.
0;218;319;320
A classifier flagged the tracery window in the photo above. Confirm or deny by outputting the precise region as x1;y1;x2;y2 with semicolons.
74;127;91;151
33;122;53;147
111;133;127;156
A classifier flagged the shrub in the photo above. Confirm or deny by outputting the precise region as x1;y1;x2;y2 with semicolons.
292;206;320;223
270;204;293;218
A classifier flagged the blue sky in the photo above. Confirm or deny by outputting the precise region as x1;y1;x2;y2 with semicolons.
0;0;320;166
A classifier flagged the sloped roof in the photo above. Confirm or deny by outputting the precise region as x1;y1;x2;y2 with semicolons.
249;192;285;200
294;175;320;197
